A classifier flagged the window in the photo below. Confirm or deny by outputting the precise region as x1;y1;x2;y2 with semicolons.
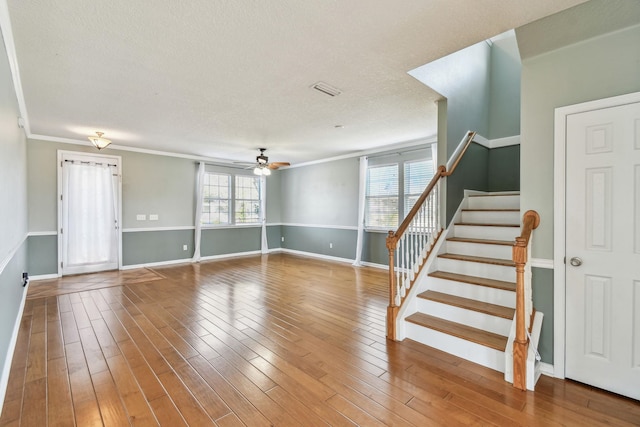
365;164;399;228
202;173;230;225
235;176;261;224
404;159;433;214
365;153;434;229
200;171;262;226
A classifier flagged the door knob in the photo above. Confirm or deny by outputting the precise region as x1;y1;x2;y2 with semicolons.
570;257;582;267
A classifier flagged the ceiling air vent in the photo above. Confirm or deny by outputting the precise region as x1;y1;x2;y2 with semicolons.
311;81;341;97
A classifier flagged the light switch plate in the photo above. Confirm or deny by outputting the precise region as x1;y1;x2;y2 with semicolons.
149;214;159;221
136;214;146;221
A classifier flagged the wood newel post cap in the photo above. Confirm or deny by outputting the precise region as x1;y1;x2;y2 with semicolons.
386;231;397;251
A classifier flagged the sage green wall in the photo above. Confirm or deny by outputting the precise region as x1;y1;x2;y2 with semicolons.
282;226;357;260
517;20;640;366
280;158;358;227
446;143;489;223
532;267;554;363
265;171;282;224
488;145;520;192
123;230;194;265
27;139;196;231
519;23;640;259
0;28;29;400
489;35;521;140
409;41;491;158
201;227;260;256
362;232;389;265
27;235;57;275
27;140;284;272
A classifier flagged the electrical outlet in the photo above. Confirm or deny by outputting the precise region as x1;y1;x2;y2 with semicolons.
183;244;188;251
329;243;333;249
281;236;284;242
149;214;159;221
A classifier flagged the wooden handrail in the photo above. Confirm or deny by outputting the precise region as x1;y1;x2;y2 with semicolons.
386;130;477;341
442;131;477;177
512;210;540;391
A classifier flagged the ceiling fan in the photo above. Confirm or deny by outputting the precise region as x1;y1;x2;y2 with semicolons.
246;148;290;176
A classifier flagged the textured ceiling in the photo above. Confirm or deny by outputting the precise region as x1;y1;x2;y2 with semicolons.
6;0;587;165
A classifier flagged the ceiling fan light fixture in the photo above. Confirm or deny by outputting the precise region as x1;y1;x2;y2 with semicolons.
253;165;272;176
88;131;112;150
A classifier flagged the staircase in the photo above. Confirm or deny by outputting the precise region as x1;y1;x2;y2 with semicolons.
402;192;522;372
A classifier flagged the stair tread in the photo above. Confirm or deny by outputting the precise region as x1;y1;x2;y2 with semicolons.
406;313;508;351
428;271;516;291
438;253;515;267
447;237;514;246
418;290;515;319
455;222;520;227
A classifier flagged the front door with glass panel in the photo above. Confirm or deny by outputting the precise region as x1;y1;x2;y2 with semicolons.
59;151;120;275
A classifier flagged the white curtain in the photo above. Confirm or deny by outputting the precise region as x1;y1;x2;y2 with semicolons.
353;156;368;266
192;162;205;262
63;162;117;267
260;175;268;254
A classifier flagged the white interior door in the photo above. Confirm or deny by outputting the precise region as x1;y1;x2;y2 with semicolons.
565;100;640;400
59;152;121;275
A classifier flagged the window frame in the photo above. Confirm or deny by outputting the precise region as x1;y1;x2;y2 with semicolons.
200;170;263;228
234;175;261;225
364;154;433;232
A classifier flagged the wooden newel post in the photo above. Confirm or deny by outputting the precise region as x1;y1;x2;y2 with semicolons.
512;238;528;391
512;210;540;391
386;231;398;341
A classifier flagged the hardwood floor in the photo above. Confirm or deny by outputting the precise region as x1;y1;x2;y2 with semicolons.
1;253;638;426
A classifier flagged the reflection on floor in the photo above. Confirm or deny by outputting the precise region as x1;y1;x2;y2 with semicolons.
27;267;166;299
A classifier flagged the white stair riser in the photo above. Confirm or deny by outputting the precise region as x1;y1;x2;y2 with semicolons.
427;277;516;308
446;241;512;260
453;225;520;241
437;258;515;282
468;195;520;210
404;322;505;372
416;299;512;336
461;210;520;225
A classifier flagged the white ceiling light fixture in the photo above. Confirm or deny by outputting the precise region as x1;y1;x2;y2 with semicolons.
253;165;271;176
88;131;112;150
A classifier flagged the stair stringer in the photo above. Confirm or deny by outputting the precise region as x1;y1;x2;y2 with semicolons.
395;194;468;341
504;311;544;390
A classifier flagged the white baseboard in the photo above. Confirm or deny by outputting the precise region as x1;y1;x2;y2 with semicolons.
279;248;355;265
539;362;554;377
359;261;387;270
120;258;193;270
29;273;60;281
199;250;262;262
0;282;29;416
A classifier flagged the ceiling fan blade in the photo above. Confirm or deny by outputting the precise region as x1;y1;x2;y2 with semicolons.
268;162;291;169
